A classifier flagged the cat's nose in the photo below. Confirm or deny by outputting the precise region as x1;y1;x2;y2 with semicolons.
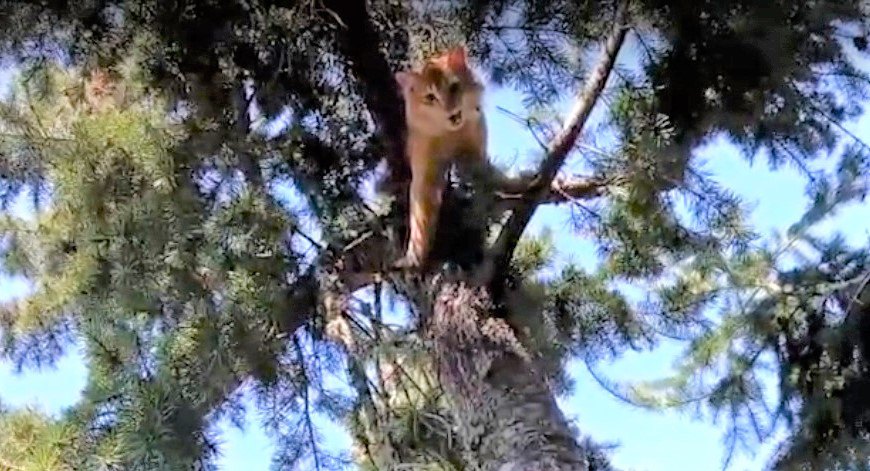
449;111;462;125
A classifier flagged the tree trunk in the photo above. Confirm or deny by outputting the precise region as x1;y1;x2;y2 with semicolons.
425;281;588;471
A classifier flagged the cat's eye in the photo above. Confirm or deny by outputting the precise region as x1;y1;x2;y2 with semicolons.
424;93;437;104
448;82;460;94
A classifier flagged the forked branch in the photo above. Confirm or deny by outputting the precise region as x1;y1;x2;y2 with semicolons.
485;0;630;287
315;0;627;296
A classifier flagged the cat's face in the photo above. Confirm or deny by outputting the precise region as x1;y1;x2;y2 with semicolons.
395;47;483;135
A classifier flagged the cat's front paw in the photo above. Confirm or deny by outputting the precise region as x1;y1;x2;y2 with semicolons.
393;254;423;271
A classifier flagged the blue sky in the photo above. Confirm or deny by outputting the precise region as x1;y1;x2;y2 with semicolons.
1;39;870;471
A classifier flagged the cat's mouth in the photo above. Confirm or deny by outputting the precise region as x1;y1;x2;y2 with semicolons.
448;111;463;128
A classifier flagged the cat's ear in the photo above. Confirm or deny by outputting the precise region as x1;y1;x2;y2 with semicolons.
394;71;415;92
446;46;468;69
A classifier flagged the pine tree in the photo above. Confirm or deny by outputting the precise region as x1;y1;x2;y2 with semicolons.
0;1;868;470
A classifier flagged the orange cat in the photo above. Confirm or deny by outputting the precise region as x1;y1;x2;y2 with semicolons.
393;47;487;269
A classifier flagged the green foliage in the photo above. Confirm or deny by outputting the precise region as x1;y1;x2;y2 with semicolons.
0;404;75;471
0;0;866;469
547;265;648;361
614;162;870;468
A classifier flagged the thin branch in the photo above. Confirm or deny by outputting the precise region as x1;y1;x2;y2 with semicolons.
0;131;74;142
528;1;629;188
293;337;323;471
484;0;630;288
806;97;870;153
844;271;870;315
293;226;325;251
495;106;548;150
583;359;650;408
481;24;574;37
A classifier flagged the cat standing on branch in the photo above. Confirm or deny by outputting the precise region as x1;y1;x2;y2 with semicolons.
392;46;539;270
392;46;488;269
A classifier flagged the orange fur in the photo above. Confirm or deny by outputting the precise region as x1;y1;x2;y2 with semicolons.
393;47;487;269
84;68;117;112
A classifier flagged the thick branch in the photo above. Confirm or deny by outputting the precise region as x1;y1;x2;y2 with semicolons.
427;282;589;469
485;2;629;287
544;177;609;203
323;0;409;185
496;175;609;207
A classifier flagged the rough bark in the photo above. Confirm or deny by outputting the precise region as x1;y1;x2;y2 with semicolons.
323;2;632;467
140;0;628;466
423;282;588;471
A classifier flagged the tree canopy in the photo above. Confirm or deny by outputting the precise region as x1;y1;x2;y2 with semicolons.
0;0;869;470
